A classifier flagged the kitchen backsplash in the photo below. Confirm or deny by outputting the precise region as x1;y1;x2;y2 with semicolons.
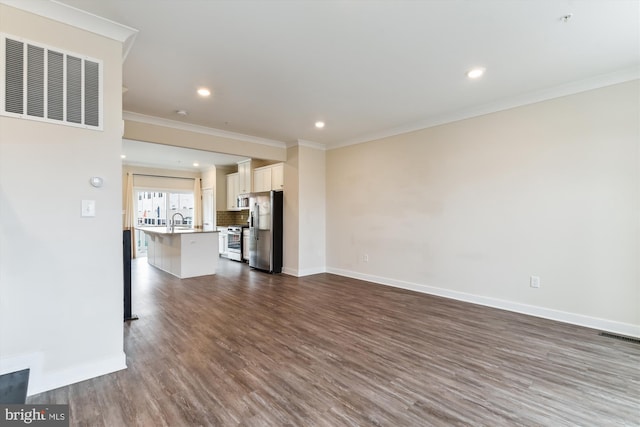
216;210;249;227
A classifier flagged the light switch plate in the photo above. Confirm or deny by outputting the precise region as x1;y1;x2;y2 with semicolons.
82;200;96;217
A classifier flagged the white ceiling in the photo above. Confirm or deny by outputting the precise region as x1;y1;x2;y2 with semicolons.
57;0;639;150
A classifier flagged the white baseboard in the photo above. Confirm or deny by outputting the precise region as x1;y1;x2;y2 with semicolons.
0;352;44;396
282;267;298;276
0;351;127;396
282;266;326;277
326;267;640;339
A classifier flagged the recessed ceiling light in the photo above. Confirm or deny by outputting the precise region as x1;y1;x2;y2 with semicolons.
193;162;199;167
176;109;188;116
197;88;211;97
467;67;485;79
315;121;325;129
120;154;126;159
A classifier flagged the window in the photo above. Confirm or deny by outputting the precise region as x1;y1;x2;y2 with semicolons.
136;190;194;226
135;190;194;255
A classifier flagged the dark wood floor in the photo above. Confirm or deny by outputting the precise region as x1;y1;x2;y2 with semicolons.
30;258;640;426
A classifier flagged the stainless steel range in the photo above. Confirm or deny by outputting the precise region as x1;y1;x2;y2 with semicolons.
226;225;243;261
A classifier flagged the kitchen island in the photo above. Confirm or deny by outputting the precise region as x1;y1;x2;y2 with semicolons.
137;227;219;279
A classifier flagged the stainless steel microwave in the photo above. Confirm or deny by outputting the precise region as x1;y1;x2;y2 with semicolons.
237;194;250;209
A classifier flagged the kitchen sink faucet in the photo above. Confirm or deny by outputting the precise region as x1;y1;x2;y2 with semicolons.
169;212;185;233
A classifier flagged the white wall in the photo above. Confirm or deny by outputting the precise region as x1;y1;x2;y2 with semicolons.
298;145;326;275
124;119;287;161
0;5;126;394
283;146;300;275
282;143;327;276
326;80;640;337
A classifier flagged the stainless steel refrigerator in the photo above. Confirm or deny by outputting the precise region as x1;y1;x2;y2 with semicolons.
248;190;283;273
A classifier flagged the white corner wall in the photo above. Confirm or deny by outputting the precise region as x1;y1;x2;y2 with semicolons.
0;5;126;394
283;144;327;276
283;146;300;275
298;145;326;275
326;80;640;337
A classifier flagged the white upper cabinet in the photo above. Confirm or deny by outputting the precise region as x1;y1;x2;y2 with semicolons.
237;160;252;194
253;167;272;192
271;163;284;190
226;172;239;210
253;163;284;192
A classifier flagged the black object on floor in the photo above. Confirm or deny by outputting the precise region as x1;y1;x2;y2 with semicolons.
0;368;29;403
123;229;139;321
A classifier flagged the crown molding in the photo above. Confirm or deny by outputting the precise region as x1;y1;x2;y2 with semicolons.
332;66;640;150
286;139;326;150
0;0;139;60
123;111;288;149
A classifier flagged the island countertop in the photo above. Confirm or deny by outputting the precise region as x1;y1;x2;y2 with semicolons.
136;226;219;235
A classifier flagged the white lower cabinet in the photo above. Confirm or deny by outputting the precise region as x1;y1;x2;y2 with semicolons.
144;230;219;278
218;228;228;256
242;228;250;261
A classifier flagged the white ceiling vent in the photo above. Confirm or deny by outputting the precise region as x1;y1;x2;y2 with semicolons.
1;34;103;130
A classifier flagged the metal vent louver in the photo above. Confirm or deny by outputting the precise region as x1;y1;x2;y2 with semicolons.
2;35;102;130
84;60;100;127
27;44;45;117
47;50;64;121
599;332;640;344
5;38;23;114
66;55;82;124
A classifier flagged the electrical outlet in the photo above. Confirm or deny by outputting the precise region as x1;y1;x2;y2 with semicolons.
363;254;369;262
530;275;541;288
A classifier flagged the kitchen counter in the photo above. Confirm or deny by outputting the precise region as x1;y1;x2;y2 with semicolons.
136;227;219;278
137;226;219;235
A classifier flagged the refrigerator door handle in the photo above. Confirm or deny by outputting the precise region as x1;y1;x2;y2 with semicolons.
254;205;259;240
